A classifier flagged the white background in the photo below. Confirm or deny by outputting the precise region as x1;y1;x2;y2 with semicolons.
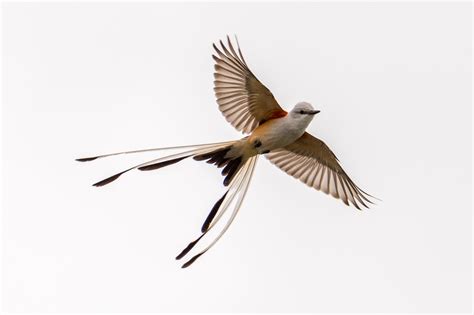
2;2;471;313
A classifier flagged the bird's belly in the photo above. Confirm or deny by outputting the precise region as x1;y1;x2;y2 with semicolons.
249;119;304;154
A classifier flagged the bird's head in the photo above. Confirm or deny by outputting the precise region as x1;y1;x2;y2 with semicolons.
290;102;320;120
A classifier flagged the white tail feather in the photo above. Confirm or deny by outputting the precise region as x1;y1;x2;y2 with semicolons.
76;140;235;162
181;156;258;268
89;141;235;187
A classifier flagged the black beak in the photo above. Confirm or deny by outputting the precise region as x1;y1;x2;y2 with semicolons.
308;110;320;115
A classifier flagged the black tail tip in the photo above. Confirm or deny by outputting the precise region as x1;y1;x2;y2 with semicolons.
176;243;194;260
76;157;98;162
181;253;203;268
92;173;122;187
176;234;205;260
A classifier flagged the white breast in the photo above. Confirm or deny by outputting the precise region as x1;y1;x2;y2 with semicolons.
257;115;311;152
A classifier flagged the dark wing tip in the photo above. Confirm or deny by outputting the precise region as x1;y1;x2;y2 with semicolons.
92;173;123;187
352;200;362;210
76;157;98;162
181;253;204;269
361;190;381;203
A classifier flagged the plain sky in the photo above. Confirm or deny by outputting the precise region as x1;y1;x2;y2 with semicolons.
2;2;472;313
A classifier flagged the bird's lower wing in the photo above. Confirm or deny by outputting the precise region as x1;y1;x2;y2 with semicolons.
265;132;374;209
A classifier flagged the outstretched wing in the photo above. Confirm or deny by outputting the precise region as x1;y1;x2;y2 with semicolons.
265;132;373;209
213;36;287;134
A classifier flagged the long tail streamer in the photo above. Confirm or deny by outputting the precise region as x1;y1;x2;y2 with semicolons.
76;141;235;162
178;156;258;268
77;140;257;268
77;141;235;187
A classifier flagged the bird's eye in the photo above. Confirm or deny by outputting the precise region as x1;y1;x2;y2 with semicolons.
299;110;305;114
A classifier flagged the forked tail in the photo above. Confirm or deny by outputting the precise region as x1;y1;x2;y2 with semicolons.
176;156;257;268
193;147;245;186
76;140;240;187
77;139;256;268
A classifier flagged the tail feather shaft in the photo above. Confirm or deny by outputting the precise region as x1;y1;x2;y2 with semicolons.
180;156;258;268
89;142;235;187
76;141;235;162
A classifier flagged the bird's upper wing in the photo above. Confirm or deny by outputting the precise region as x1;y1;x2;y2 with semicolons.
265;132;373;209
213;36;287;134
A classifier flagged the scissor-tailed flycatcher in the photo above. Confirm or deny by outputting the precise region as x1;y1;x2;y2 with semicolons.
77;36;375;268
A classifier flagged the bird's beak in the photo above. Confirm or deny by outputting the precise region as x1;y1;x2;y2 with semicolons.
308;110;320;115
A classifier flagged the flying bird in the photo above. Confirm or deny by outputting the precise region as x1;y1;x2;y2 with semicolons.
77;36;375;268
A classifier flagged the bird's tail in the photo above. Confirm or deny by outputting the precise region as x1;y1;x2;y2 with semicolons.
76;140;240;187
193;145;246;187
176;155;258;268
77;138;256;268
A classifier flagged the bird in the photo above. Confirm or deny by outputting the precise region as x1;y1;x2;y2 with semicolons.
77;36;375;268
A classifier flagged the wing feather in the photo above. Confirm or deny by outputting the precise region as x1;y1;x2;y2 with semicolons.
213;36;286;134
266;132;373;209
